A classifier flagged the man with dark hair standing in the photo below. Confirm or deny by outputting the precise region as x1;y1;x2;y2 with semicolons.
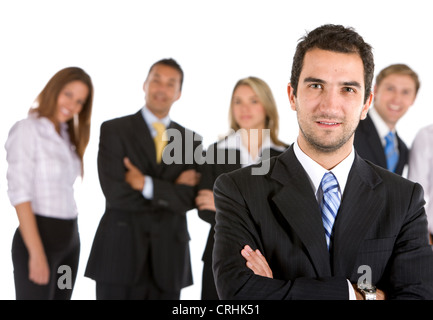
212;25;433;300
354;64;420;176
85;58;202;300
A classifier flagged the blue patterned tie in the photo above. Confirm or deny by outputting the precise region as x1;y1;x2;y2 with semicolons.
320;172;341;250
384;131;398;173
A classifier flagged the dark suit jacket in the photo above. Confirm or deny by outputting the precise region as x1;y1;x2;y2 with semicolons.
213;145;433;300
354;114;408;175
85;110;202;292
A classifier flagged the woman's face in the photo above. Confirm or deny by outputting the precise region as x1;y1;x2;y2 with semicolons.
232;84;267;130
56;80;89;123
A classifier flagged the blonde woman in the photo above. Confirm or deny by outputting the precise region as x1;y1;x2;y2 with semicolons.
195;76;288;299
5;67;93;299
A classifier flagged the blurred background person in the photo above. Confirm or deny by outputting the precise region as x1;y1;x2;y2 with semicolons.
195;76;288;299
85;58;202;300
354;64;420;176
5;67;94;299
408;124;433;243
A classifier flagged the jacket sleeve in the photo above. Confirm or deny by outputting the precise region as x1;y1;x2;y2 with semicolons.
384;182;433;299
97;120;149;211
151;177;197;213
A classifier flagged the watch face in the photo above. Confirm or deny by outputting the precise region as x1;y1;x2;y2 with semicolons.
358;282;376;291
358;282;377;300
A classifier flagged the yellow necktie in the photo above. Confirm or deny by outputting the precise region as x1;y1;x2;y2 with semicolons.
152;122;167;164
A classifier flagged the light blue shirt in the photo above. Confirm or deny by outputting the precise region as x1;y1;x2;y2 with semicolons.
141;106;171;199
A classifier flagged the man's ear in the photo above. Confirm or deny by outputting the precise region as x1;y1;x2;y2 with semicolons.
361;91;373;120
287;83;297;111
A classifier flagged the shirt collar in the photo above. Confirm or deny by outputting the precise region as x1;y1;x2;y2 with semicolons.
216;130;285;166
293;140;355;197
141;105;171;136
29;112;70;142
217;130;284;151
368;107;395;142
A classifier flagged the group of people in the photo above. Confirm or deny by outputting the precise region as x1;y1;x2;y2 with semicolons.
4;24;433;300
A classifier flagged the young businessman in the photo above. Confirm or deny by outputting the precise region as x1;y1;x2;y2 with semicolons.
212;25;433;300
354;64;419;176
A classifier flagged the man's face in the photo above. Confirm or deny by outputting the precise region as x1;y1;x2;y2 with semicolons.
373;73;417;129
288;48;372;155
143;64;182;118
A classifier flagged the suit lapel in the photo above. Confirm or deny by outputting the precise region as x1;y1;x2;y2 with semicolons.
395;133;408;175
130;111;159;173
270;148;332;277
363;115;387;167
332;154;384;276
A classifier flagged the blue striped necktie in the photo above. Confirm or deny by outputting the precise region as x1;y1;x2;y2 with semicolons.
320;172;341;250
385;131;398;173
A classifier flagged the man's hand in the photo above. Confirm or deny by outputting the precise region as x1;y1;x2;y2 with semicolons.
195;189;216;211
124;157;145;191
241;245;273;278
175;169;200;187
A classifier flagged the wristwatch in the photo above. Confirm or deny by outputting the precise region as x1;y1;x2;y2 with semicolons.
357;282;377;300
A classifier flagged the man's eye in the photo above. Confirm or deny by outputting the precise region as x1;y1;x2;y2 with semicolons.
310;84;322;89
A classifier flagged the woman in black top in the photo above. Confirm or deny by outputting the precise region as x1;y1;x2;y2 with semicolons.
196;76;288;300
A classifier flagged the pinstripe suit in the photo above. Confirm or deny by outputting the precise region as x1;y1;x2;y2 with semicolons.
213;145;433;299
85;110;202;297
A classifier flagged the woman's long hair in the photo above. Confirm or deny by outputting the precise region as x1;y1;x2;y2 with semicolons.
30;67;94;173
228;76;285;146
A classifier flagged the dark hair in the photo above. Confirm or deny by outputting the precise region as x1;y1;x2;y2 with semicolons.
290;24;374;103
31;67;93;168
147;58;184;90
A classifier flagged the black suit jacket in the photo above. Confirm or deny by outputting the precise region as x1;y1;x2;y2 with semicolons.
85;110;202;292
213;145;433;299
354;114;408;175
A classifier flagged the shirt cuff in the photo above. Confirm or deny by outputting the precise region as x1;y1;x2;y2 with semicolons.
142;175;153;199
347;280;356;300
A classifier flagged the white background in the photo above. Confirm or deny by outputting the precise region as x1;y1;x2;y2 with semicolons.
0;0;432;300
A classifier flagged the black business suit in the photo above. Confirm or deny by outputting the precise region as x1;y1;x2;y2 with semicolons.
198;137;287;299
354;114;408;175
85;109;202;299
213;145;433;299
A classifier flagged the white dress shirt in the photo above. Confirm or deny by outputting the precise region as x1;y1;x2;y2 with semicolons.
408;124;433;234
5;113;81;219
293;140;357;300
369;107;399;153
216;130;286;167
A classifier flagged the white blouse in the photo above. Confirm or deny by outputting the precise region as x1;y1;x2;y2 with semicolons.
5;113;81;219
408;124;433;234
216;130;286;167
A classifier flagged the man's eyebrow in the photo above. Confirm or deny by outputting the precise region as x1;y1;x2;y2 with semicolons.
303;77;325;84
342;81;362;89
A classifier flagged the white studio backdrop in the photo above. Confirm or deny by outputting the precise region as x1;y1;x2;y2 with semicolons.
0;0;432;300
